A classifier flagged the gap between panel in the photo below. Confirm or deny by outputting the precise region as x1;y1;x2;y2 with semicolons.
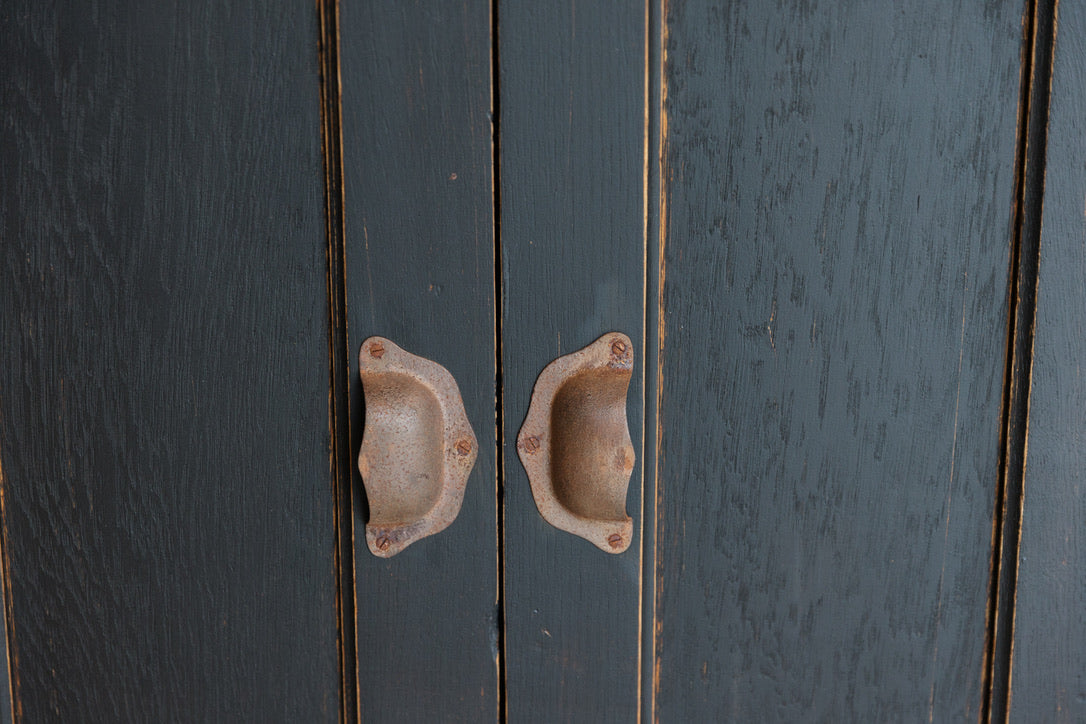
316;1;359;721
641;0;663;722
983;0;1056;720
490;0;507;721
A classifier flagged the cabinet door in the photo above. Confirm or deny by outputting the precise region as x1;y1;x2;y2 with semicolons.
2;1;1083;721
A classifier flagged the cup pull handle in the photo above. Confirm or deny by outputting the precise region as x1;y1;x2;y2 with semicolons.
518;333;635;553
357;337;477;557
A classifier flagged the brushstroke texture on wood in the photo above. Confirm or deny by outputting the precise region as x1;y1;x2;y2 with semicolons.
654;1;1024;719
0;1;341;719
500;2;647;721
338;1;499;720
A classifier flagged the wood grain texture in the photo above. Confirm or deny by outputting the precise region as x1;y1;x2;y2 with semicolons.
643;2;665;721
1009;1;1086;719
0;1;340;721
499;2;646;721
654;1;1024;719
338;2;499;721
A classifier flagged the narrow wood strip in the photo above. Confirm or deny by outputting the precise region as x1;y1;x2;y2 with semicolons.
338;2;499;720
642;0;665;721
500;2;647;720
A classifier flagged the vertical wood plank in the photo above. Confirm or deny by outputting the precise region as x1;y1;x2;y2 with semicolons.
653;1;1024;719
500;2;647;720
1009;1;1086;719
338;2;499;721
0;1;341;720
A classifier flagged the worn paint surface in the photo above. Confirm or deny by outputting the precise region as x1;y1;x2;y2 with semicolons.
2;1;1083;719
0;1;342;719
338;0;500;720
653;1;1025;720
499;1;647;720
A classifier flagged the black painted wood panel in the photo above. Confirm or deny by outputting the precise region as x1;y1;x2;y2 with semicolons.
338;2;498;721
500;2;646;721
1010;1;1086;719
653;1;1024;719
0;2;341;720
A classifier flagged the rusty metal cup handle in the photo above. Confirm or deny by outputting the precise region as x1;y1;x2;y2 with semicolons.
357;337;478;557
517;333;635;553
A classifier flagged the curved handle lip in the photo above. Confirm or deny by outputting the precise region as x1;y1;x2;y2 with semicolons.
517;332;635;553
358;336;478;557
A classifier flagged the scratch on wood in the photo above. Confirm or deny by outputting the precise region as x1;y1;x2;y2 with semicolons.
362;221;376;329
928;270;970;722
768;298;777;353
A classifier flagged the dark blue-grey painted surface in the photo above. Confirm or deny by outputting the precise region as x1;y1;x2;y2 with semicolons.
500;2;647;721
653;2;1025;719
0;2;341;720
339;1;499;721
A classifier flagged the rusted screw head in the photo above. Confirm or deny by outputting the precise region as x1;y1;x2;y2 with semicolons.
522;435;541;453
607;533;623;549
611;339;628;357
375;536;391;551
369;341;386;358
456;439;472;456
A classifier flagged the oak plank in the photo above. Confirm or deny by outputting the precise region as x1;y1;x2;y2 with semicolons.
499;2;647;721
338;2;499;720
654;1;1024;719
0;1;341;719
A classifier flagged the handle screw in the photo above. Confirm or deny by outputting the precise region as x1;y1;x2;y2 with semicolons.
376;536;391;551
522;435;541;453
610;339;628;357
456;439;472;456
607;534;623;549
369;342;386;358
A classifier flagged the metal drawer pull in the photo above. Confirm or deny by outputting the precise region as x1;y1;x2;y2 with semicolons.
518;333;635;553
357;337;477;557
